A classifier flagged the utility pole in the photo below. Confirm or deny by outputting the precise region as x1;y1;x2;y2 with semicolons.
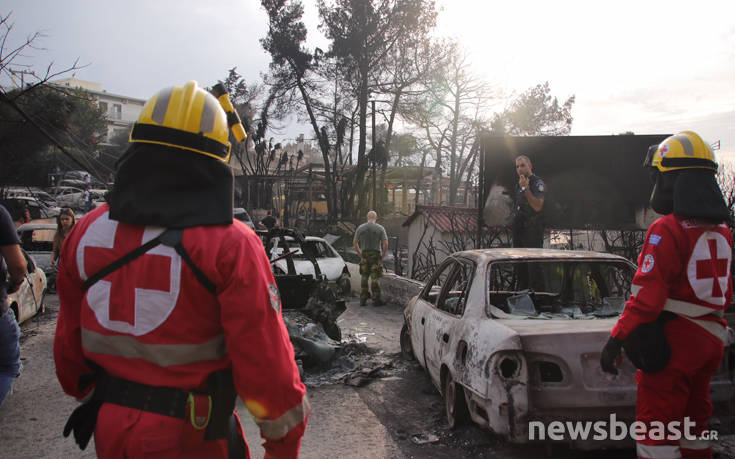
477;131;484;248
372;100;376;210
8;69;36;88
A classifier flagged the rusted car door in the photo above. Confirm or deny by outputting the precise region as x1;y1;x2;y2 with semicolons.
422;260;470;387
410;259;455;371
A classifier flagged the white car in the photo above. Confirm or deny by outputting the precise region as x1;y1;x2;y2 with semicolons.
7;249;47;324
4;187;56;207
16;222;57;293
1;196;61;220
55;188;106;210
401;248;733;445
270;236;351;294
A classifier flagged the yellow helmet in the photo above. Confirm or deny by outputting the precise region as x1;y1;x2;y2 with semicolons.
130;81;232;162
644;130;717;172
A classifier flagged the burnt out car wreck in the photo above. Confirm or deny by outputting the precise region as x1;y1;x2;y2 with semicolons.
259;228;347;367
401;248;735;447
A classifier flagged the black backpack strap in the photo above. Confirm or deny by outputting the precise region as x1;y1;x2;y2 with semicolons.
82;229;216;295
82;235;164;291
159;229;217;295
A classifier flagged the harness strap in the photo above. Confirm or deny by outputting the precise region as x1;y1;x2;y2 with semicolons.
160;229;216;294
82;235;163;291
82;228;216;295
174;244;217;294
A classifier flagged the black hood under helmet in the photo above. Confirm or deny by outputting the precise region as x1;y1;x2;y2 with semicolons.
649;168;729;224
108;142;234;228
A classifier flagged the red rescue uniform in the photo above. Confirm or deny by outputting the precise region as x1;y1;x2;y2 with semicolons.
612;214;732;459
54;204;309;458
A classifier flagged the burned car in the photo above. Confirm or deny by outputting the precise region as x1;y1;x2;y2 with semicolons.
7;248;47;324
259;228;347;366
16;222;57;293
401;248;734;444
268;235;351;295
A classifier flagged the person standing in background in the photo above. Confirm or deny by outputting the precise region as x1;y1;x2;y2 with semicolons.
0;204;27;406
353;210;388;306
511;155;546;248
51;208;76;268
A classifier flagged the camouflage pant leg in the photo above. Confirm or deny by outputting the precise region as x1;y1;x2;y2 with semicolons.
359;251;383;302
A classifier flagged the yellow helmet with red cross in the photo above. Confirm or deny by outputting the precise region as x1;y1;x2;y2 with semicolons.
644;131;718;173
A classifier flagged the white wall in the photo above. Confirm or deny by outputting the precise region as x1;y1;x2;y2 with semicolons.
406;215;467;279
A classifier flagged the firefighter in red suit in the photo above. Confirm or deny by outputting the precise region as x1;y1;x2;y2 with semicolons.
54;81;309;458
601;131;732;459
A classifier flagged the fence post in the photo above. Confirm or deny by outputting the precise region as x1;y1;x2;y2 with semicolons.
392;236;401;276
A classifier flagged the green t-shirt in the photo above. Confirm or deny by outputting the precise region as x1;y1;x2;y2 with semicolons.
355;222;388;252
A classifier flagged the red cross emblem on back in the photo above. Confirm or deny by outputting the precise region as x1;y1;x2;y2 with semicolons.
695;239;729;298
84;225;172;325
78;211;182;336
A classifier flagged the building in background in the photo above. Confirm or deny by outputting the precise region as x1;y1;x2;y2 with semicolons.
52;78;145;146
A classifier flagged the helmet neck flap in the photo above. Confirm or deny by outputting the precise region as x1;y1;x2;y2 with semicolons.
672;169;729;224
649;170;675;215
108;143;234;228
649;168;729;224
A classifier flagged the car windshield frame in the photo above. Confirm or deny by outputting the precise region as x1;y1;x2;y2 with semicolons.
419;256;476;317
484;257;635;320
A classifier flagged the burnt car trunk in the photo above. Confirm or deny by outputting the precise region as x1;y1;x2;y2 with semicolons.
502;319;638;412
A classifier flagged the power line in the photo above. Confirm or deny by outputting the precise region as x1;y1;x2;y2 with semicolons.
0;91;110;179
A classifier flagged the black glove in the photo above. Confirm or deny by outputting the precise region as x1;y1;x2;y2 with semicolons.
600;336;623;375
63;398;103;450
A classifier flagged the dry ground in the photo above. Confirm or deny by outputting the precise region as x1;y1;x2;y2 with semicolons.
2;292;735;458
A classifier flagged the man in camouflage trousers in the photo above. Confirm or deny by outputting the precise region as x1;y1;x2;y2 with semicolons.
353;211;389;306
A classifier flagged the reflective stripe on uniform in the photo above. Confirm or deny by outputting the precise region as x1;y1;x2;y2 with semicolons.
679;437;710;450
659;296;728;343
254;394;310;440
679;316;728;344
663;298;724;318
636;442;681;458
81;328;227;367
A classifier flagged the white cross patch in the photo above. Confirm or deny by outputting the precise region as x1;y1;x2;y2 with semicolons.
641;254;655;273
687;232;731;306
77;212;182;336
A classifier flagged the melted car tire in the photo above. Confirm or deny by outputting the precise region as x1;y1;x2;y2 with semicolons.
400;323;414;360
337;272;351;295
444;372;470;429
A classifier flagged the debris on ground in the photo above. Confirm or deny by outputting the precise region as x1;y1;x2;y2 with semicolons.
411;432;440;445
299;336;410;388
284;311;340;367
282;281;347;368
301;282;346;341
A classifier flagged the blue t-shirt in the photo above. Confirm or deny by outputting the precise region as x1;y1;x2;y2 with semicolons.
0;205;21;314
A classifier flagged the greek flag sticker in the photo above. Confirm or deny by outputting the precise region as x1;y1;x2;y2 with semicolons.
649;234;662;246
